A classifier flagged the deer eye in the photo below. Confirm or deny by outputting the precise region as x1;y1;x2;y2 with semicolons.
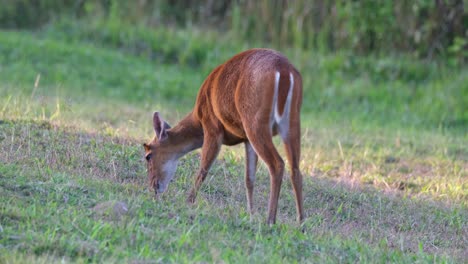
145;153;152;161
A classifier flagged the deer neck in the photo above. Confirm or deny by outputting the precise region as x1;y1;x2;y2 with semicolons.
167;112;204;159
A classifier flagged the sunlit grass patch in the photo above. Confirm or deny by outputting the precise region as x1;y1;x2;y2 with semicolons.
0;120;144;184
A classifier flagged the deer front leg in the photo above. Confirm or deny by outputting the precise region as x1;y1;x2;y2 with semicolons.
187;133;222;203
245;141;258;217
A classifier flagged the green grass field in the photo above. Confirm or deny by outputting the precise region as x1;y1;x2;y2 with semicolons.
0;25;467;263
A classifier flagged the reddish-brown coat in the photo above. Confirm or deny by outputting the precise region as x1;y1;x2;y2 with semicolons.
144;48;304;224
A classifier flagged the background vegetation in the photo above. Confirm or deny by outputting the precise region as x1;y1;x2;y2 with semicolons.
0;0;467;263
1;0;467;61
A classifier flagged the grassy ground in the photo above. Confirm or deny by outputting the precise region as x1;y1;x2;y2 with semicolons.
0;27;467;263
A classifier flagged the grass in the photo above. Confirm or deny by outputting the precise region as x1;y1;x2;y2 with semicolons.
1;121;465;263
0;24;467;263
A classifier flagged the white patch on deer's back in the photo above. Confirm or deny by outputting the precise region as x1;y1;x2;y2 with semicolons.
270;71;280;131
271;71;294;140
159;159;178;193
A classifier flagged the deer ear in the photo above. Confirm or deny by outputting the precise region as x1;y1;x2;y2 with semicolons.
143;143;150;151
153;112;170;141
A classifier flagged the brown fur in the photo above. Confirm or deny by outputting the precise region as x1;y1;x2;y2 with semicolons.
144;49;303;224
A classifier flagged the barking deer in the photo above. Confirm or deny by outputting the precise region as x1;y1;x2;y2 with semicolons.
143;49;303;224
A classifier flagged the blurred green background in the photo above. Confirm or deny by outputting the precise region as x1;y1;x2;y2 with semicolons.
1;0;467;59
1;0;466;132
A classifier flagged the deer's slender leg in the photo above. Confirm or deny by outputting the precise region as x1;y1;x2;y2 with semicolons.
187;132;222;203
244;125;284;225
244;141;258;217
280;117;304;223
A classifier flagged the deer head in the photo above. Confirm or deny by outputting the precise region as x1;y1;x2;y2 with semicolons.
143;111;177;195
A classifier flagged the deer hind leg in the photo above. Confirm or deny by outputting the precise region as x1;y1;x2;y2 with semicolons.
244;125;285;225
274;71;303;223
280;119;304;223
187;131;222;203
244;141;258;217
